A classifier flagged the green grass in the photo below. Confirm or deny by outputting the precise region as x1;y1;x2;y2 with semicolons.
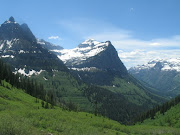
1;81;180;135
141;102;180;128
102;77;161;106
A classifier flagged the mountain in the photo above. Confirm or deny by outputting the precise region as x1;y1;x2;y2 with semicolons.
0;17;165;124
0;16;36;42
55;39;127;74
0;17;93;112
129;58;180;97
50;39;127;85
0;16;67;73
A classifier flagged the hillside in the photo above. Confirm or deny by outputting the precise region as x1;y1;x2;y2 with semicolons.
0;81;180;135
140;99;180;128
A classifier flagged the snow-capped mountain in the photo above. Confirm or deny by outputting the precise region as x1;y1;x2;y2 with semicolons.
0;17;67;76
0;17;165;123
129;58;180;96
130;58;180;73
52;39;109;66
48;39;128;85
51;39;127;74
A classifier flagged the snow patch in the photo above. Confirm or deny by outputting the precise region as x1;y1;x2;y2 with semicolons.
0;43;4;50
43;77;48;80
4;20;17;24
19;50;25;53
0;39;19;50
52;69;58;72
1;55;14;58
37;40;45;45
71;67;99;71
15;68;45;77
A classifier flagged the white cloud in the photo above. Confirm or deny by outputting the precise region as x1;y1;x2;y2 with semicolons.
90;33;180;68
48;36;61;40
149;42;161;46
93;35;180;51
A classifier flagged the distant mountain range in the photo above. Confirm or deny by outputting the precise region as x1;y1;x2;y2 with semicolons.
129;58;180;97
0;17;166;124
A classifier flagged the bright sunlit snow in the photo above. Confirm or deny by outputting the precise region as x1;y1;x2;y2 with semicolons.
14;68;45;77
1;55;14;58
52;39;108;64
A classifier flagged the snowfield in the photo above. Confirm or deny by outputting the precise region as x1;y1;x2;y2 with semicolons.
51;39;109;64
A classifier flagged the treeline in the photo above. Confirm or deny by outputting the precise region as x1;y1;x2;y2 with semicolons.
137;95;180;123
0;59;55;106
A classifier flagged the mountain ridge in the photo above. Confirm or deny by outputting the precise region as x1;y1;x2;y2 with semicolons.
129;58;180;96
51;39;128;76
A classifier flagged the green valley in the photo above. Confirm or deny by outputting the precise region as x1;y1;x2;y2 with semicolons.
0;81;180;135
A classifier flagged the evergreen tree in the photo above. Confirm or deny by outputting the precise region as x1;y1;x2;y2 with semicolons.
41;101;44;108
45;102;49;109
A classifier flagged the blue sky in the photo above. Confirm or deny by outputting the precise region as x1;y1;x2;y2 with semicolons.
1;0;180;68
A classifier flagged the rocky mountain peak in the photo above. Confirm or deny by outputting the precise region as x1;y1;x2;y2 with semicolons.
0;17;36;41
78;39;100;48
154;62;163;70
3;16;17;25
53;39;128;76
105;41;112;45
9;16;15;22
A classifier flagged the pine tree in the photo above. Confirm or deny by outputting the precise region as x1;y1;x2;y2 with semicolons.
41;101;45;108
45;102;49;109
